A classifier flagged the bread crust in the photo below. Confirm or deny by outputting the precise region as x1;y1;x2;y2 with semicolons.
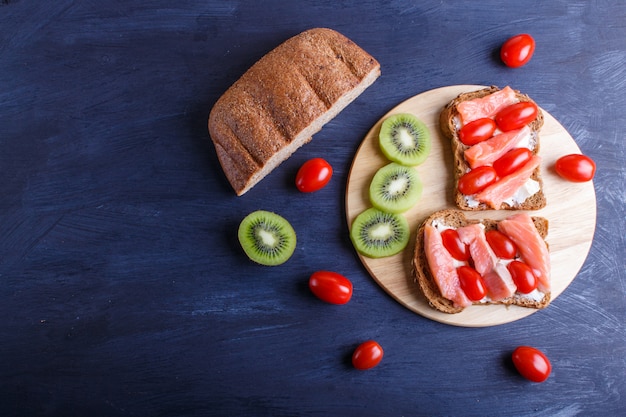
412;209;551;314
208;28;381;195
440;86;546;210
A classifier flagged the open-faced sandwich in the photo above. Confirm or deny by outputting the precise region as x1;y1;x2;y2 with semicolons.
440;86;546;210
413;209;551;314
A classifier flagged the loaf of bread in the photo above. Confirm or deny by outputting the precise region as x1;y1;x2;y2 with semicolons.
412;209;551;314
440;86;546;210
208;28;381;196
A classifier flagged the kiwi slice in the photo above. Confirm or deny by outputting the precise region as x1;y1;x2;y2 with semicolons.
238;210;296;266
369;162;422;213
350;208;410;258
379;113;431;166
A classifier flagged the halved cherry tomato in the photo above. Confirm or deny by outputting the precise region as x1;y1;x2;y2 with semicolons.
485;230;518;259
459;118;497;146
352;340;384;370
441;229;470;261
555;154;596;182
458;166;498;195
500;34;535;68
309;271;353;305
493;148;533;177
295;158;333;192
495;102;538;132
507;260;538;294
512;346;551;382
457;265;487;301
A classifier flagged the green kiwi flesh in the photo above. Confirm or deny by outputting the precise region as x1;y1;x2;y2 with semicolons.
350;208;410;258
369;162;422;213
238;210;296;266
379;113;431;166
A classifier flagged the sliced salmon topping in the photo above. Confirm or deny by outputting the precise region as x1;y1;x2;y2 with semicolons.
498;213;551;292
464;126;530;169
456;224;495;276
457;224;516;300
474;155;541;209
457;86;518;125
424;225;472;308
485;264;517;300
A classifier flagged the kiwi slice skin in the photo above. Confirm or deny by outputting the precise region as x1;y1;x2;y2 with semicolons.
379;113;431;166
369;162;422;214
350;208;410;258
238;210;296;266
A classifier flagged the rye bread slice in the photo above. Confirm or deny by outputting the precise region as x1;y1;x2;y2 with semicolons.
440;86;546;211
208;28;380;196
412;209;551;314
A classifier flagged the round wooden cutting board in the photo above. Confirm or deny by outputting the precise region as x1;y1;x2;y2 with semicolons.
345;85;597;327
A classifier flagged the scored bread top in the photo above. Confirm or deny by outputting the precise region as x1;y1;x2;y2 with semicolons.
208;28;381;195
440;86;546;211
412;209;551;314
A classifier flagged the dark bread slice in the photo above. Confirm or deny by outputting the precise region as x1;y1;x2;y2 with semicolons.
412;209;551;314
209;28;381;196
440;86;546;211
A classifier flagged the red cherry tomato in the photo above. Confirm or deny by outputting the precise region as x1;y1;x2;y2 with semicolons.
485;230;518;259
441;229;470;261
457;266;487;301
493;148;533;177
512;346;551;382
501;34;536;68
352;340;384;370
495;102;538;132
295;158;333;192
459;118;497;146
308;271;353;305
507;260;538;294
458;166;498;195
555;154;596;182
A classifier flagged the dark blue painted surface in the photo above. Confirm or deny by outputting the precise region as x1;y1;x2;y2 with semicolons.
1;1;624;416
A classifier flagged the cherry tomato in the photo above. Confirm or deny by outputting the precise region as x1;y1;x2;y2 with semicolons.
459;118;497;146
493;148;533;177
458;166;498;195
441;229;470;261
507;260;538;294
295;158;333;192
495;102;538;132
512;346;551;382
457;265;487;301
555;154;596;182
500;34;535;68
308;271;353;305
485;230;518;259
352;340;384;370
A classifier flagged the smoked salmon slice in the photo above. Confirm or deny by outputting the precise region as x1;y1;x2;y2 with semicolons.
457;86;518;125
498;213;551;292
457;224;516;300
474;155;541;209
464;126;530;169
424;225;472;308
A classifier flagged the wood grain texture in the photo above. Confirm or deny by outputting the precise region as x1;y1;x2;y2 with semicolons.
346;85;596;326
